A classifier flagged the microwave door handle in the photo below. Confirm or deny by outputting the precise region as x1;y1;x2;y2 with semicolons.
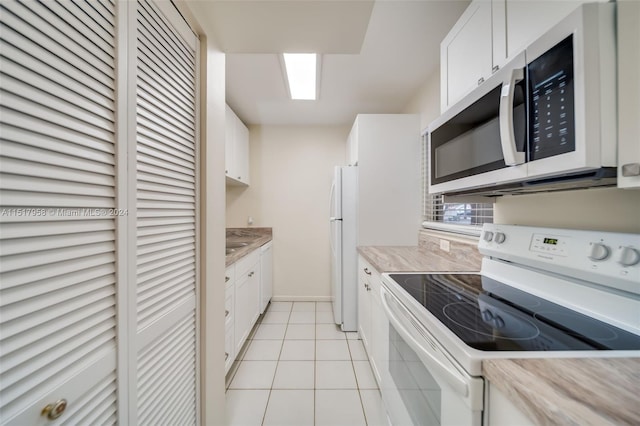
380;286;469;398
499;67;525;166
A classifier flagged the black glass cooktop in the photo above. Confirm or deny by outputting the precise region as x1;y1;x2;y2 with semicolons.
388;273;640;351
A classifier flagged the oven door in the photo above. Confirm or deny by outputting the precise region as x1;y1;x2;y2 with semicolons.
380;285;484;426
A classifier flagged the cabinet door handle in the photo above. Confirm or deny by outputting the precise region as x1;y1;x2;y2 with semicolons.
225;352;229;361
248;271;254;277
364;267;372;275
492;65;499;73
225;276;230;283
225;310;230;317
622;163;640;177
477;76;485;85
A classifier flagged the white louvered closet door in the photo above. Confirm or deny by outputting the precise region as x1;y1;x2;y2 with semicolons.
132;1;199;425
0;0;119;424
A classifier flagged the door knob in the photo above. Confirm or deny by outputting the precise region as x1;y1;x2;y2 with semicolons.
41;399;67;420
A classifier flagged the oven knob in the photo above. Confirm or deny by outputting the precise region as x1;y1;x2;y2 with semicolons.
493;315;505;329
481;309;494;323
483;231;494;242
494;232;506;244
588;243;610;261
618;246;640;267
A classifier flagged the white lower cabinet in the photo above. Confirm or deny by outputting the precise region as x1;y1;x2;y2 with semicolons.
488;382;534;426
225;266;235;374
259;242;273;314
357;255;384;385
226;242;273;371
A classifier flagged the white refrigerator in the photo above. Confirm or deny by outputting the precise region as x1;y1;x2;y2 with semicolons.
329;166;358;331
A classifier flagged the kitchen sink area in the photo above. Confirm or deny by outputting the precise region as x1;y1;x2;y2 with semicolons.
225;228;272;266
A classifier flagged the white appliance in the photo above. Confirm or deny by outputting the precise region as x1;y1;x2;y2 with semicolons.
429;3;617;197
330;166;358;331
380;224;640;425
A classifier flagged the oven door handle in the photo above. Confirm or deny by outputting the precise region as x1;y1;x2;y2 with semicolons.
381;286;469;398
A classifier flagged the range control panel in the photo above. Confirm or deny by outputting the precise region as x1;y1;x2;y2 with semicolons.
478;224;640;296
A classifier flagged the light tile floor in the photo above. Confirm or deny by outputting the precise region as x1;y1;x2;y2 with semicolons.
226;301;388;426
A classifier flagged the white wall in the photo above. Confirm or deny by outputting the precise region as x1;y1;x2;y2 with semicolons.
403;70;640;233
227;125;348;299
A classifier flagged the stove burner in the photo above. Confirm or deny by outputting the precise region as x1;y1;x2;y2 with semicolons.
400;275;464;295
443;302;540;340
533;311;619;341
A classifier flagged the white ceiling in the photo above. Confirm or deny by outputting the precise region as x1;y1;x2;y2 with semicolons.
188;0;470;126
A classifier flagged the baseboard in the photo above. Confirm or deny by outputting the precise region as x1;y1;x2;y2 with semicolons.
271;295;332;302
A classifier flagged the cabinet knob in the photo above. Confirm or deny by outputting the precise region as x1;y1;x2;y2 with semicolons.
238;176;242;180
248;271;254;277
225;170;229;174
492;65;499;73
477;76;485;85
225;276;230;282
225;352;229;361
41;399;67;420
225;310;229;317
364;267;372;275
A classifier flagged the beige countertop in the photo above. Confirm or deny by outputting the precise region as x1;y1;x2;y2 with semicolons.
225;227;272;267
359;234;640;425
357;245;480;273
483;357;640;425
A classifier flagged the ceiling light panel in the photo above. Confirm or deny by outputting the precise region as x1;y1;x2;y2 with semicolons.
283;53;317;100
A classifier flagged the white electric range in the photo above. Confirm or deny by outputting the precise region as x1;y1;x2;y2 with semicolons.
379;224;640;426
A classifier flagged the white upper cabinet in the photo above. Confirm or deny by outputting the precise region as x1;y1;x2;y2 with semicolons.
441;0;494;111
225;104;250;186
441;0;603;113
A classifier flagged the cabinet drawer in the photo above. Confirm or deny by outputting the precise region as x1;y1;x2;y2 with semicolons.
224;328;234;374
225;292;233;328
359;257;382;293
225;265;235;289
235;250;260;277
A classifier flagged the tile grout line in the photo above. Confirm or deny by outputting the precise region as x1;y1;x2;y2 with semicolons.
261;304;291;426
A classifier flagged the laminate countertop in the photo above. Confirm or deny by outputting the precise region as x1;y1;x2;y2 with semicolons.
225;228;272;267
358;239;640;426
484;357;640;425
357;244;482;273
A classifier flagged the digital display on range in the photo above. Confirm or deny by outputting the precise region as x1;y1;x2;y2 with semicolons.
543;238;558;245
528;35;575;161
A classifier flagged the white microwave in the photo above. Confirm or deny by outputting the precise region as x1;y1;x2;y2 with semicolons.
428;3;617;197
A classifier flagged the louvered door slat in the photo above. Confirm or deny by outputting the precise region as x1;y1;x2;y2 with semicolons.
60;373;117;425
137;24;193;91
68;0;115;38
0;38;114;102
1;93;115;143
138;78;194;128
0;4;113;83
17;0;114;65
1;61;114;121
134;1;197;422
0;0;117;422
42;0;115;51
137;60;194;116
138;151;194;180
0;109;115;155
137;313;195;424
138;1;194;70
